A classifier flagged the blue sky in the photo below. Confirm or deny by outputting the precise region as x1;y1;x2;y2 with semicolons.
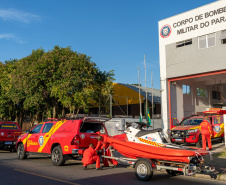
0;0;217;89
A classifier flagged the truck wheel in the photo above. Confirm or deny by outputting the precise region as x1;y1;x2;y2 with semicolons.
135;159;153;181
17;143;27;160
221;137;225;143
196;135;202;148
166;170;179;176
51;145;66;166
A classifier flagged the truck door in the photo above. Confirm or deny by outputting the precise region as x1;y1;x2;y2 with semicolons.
212;115;224;138
37;122;54;153
26;124;44;152
171;118;179;129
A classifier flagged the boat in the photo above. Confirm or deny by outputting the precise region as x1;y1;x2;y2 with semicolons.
105;124;209;164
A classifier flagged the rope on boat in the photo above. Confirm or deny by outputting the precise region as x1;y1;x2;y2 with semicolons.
209;151;213;161
195;152;203;161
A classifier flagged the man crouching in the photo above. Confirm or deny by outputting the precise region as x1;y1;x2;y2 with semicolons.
82;143;102;170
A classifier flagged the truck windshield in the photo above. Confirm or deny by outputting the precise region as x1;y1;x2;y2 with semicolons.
181;118;204;126
0;123;18;130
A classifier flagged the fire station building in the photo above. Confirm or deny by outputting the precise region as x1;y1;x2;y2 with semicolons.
159;0;226;136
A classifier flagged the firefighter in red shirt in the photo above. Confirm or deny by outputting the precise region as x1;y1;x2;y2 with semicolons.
199;120;212;150
82;143;101;170
95;135;118;167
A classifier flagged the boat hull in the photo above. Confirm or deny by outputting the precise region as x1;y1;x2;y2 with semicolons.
107;135;209;163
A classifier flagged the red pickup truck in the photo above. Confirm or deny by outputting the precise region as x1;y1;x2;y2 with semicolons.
0;121;22;151
170;109;225;147
16;117;108;166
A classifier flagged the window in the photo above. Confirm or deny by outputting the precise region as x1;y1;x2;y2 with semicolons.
212;91;221;100
0;123;18;130
208;33;215;47
198;33;216;49
176;39;192;48
220;30;226;44
183;85;191;95
213;115;223;124
31;124;43;134
42;123;53;133
80;122;106;134
181;118;203;126
197;88;208;98
199;35;207;48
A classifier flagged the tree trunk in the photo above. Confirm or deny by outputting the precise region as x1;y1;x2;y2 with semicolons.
76;108;80;117
53;106;56;118
62;107;65;118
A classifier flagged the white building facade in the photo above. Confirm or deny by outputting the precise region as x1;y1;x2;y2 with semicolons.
159;0;226;134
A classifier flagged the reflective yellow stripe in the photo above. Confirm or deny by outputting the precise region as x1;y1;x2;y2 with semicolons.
38;120;66;152
138;137;165;147
188;126;199;130
22;134;32;145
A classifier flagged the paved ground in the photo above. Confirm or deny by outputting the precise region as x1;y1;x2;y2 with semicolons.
0;151;226;185
0;140;225;184
189;140;226;181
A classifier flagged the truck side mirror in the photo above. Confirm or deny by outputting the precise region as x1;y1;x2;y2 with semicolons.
25;130;30;134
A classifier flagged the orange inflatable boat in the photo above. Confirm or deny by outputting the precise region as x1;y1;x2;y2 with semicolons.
105;126;209;164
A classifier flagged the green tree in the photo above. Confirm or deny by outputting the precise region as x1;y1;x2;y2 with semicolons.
12;48;46;124
3;46;114;126
0;59;19;121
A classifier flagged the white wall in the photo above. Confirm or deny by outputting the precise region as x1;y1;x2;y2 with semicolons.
159;0;226;132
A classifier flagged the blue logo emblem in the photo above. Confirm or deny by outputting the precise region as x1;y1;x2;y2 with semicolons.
160;25;172;38
214;126;221;133
39;136;44;146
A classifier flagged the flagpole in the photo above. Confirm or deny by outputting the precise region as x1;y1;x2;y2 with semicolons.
144;55;148;113
151;71;154;129
144;55;148;115
138;66;142;122
144;55;149;130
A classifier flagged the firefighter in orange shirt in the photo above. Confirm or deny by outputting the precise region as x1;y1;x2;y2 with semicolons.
199;120;212;150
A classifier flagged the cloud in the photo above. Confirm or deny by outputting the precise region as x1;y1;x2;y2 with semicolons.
0;9;40;23
0;34;25;44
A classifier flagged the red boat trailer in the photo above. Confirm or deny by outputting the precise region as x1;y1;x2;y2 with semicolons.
103;148;215;181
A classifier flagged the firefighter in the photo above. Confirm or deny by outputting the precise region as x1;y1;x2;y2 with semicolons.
95;135;118;167
82;143;102;170
199;120;212;150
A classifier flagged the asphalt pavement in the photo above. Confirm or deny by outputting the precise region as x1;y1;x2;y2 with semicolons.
197;141;226;181
0;141;225;184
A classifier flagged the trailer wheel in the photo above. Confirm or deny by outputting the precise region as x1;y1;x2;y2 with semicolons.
196;135;202;148
134;159;153;181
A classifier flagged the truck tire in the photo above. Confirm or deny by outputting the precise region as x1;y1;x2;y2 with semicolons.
221;137;225;143
196;135;202;148
134;159;153;181
51;145;66;166
17;143;27;160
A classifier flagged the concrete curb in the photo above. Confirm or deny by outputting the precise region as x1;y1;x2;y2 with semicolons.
194;173;226;181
